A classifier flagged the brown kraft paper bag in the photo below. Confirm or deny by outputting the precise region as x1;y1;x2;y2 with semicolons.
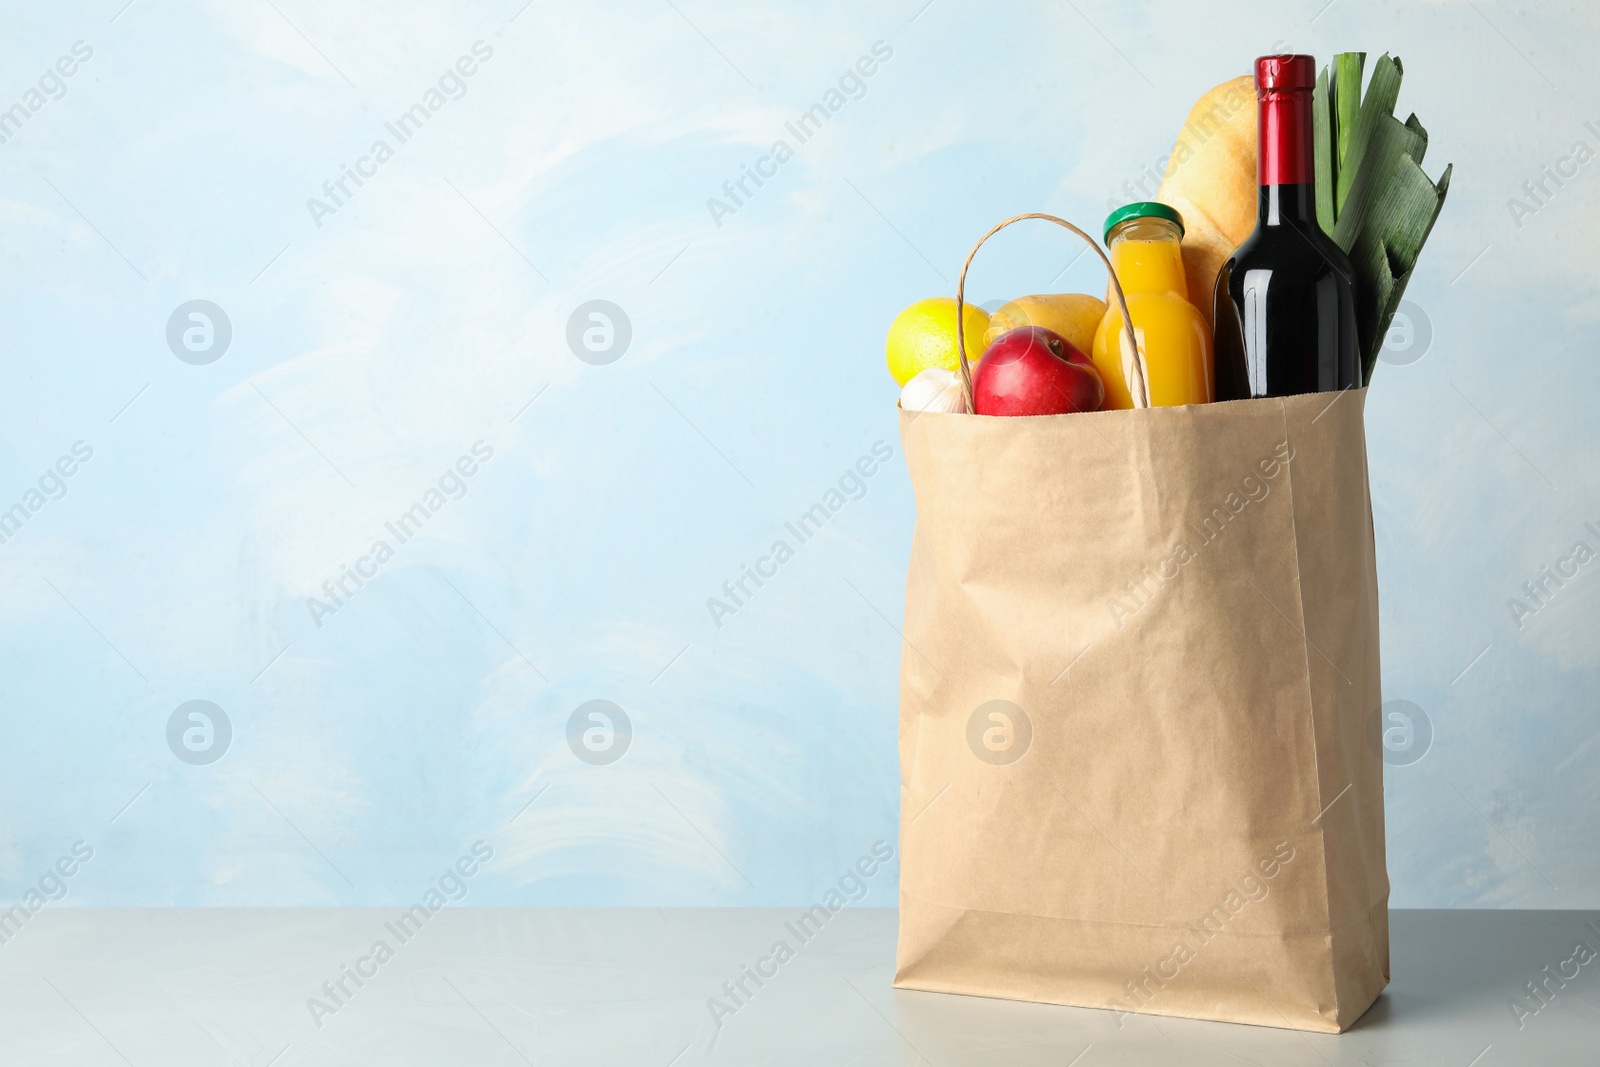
892;215;1389;1033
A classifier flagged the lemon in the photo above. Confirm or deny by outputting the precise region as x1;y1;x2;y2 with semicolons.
984;293;1107;356
886;298;990;386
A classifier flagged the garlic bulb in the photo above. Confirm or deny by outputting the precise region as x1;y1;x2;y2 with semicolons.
899;367;968;414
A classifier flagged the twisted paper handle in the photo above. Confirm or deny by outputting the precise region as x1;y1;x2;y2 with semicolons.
955;213;1148;412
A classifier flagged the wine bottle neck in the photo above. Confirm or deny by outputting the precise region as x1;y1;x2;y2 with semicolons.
1257;183;1318;226
1258;85;1314;187
1256;79;1318;228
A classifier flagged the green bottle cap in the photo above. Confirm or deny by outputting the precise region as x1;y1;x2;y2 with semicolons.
1103;201;1185;242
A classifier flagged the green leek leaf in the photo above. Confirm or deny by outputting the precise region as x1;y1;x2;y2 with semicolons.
1313;67;1336;233
1336;54;1400;212
1334;52;1365;201
1333;112;1427;253
1361;164;1451;379
1403;113;1428;165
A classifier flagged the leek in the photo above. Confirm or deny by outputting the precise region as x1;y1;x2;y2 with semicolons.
1313;52;1451;381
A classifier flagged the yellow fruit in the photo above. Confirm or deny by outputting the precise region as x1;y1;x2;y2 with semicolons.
886;298;990;387
984;294;1108;355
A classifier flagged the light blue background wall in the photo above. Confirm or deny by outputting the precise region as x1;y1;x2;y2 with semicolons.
1;0;1595;908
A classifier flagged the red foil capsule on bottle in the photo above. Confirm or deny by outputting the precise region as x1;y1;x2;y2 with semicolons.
1255;54;1317;186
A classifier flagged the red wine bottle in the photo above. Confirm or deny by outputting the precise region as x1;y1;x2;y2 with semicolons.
1213;55;1361;400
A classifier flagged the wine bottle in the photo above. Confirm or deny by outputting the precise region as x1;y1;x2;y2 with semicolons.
1213;55;1361;400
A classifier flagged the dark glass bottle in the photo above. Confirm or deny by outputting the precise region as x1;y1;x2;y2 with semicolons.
1213;55;1361;400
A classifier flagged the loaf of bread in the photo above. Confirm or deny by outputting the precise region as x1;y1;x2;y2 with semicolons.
1155;75;1257;332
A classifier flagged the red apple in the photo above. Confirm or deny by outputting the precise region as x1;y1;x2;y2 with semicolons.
972;326;1105;416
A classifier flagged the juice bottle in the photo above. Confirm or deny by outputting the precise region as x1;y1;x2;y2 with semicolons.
1091;203;1214;408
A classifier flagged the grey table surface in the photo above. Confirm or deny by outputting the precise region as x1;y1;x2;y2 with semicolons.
0;908;1595;1065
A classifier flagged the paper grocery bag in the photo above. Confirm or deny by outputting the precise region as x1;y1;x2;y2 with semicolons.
893;385;1389;1032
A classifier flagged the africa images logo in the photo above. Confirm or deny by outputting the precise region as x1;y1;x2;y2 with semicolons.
566;700;632;766
966;700;1032;765
567;301;631;365
166;700;232;765
304;41;494;229
705;441;893;628
166;300;232;365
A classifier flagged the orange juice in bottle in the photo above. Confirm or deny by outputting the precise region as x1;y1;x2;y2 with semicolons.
1091;203;1213;408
